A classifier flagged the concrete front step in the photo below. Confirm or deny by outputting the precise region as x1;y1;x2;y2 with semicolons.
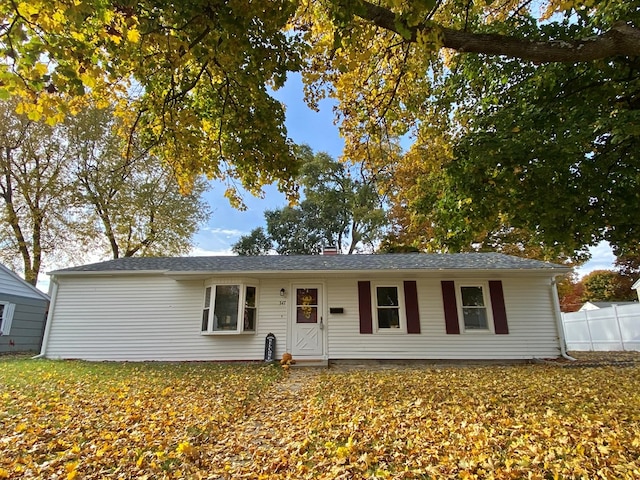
289;358;329;368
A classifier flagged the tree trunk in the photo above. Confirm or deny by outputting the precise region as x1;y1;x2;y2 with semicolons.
1;148;36;285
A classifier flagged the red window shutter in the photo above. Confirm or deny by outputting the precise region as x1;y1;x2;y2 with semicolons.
358;281;373;334
403;281;421;334
489;280;509;334
441;280;460;334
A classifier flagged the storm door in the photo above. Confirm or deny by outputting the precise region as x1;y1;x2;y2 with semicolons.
291;285;324;356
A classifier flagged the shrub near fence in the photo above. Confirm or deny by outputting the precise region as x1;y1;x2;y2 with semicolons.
562;303;640;351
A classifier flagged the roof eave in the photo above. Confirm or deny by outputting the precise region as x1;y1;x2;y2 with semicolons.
165;267;571;279
49;269;168;277
0;263;50;301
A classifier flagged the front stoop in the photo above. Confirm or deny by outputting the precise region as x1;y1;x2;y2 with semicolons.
290;358;329;368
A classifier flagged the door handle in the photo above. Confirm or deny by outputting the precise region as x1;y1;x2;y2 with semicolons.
319;316;324;329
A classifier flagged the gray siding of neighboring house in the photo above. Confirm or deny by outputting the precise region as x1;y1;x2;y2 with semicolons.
0;292;49;354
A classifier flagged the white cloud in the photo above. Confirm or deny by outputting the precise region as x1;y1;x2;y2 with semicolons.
574;241;616;278
188;246;234;257
200;226;244;237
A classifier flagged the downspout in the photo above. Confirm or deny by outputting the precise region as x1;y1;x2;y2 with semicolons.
550;276;576;361
32;276;58;359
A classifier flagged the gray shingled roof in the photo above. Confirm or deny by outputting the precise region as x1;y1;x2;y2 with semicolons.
50;253;568;274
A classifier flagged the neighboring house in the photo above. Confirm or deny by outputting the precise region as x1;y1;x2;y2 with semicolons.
40;253;570;362
633;279;640;302
579;301;638;311
0;263;50;354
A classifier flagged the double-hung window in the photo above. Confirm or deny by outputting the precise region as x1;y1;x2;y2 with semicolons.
0;302;16;336
375;285;402;330
459;285;489;331
201;284;257;334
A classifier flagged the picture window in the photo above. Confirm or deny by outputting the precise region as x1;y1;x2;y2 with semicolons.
201;284;257;334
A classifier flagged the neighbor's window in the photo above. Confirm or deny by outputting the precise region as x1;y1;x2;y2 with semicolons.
0;302;15;336
460;285;488;330
201;284;257;334
375;286;401;329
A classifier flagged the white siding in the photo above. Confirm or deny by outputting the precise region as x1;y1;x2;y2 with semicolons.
45;276;289;361
45;272;561;361
326;276;560;360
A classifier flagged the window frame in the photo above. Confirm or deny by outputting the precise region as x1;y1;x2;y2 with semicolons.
201;283;258;335
456;282;494;333
373;283;406;333
0;301;15;336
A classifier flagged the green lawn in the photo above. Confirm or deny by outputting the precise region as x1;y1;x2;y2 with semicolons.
1;358;639;479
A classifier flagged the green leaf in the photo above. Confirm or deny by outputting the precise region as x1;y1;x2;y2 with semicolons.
394;15;413;40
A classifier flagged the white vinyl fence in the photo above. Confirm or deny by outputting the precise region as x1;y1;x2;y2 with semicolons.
562;303;640;351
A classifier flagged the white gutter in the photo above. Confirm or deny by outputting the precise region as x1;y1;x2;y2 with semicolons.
551;276;576;361
49;269;164;277
32;276;59;359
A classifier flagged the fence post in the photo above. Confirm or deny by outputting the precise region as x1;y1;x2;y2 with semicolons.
584;310;594;351
612;304;626;351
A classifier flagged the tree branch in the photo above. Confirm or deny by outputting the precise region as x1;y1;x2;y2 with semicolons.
358;1;640;62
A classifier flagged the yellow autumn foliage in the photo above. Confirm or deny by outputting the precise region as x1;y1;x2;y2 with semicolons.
1;356;639;479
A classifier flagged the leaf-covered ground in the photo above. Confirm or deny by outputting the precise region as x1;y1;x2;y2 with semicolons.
1;357;639;479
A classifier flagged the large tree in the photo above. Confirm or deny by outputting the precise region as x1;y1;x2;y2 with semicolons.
67;106;211;259
0;0;306;205
0;100;210;284
233;147;386;255
231;227;272;256
2;0;639;255
581;270;636;303
0;99;77;285
296;147;386;254
373;3;640;259
400;23;640;257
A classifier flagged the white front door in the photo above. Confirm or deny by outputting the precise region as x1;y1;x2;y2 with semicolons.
291;285;324;357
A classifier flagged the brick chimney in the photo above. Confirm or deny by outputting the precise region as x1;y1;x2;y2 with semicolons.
322;246;338;255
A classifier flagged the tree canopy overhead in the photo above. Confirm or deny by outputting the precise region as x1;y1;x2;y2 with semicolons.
377;1;640;258
1;0;306;205
2;0;639;255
